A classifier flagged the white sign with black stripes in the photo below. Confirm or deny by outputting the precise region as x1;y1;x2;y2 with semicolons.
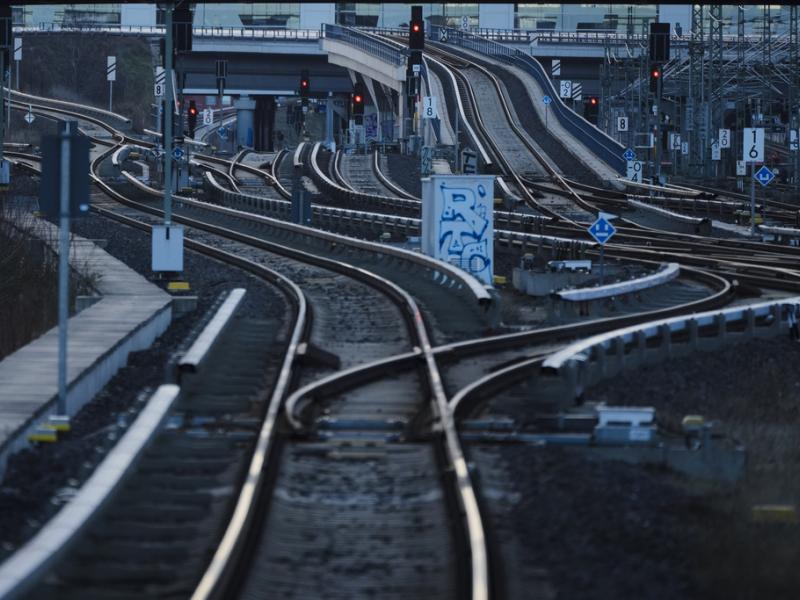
571;82;582;101
551;59;561;77
107;56;116;82
154;66;165;97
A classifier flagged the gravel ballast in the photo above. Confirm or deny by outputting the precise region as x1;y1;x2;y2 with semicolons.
0;210;286;562
472;335;800;599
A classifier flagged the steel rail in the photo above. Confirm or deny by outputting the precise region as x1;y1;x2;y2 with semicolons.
2;139;310;600
371;148;420;201
91;135;490;600
331;148;357;192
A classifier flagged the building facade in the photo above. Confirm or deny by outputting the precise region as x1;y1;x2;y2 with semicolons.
11;3;793;38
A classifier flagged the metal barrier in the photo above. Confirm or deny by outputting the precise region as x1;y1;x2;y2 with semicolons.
543;297;800;400
322;23;406;66
555;262;680;302
15;24;321;40
432;26;626;174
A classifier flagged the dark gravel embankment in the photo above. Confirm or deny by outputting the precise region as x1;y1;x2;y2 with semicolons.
591;335;800;599
470;335;800;600
0;212;285;561
385;153;422;198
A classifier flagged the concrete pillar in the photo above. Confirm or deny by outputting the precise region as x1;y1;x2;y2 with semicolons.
325;93;334;150
399;81;408;144
254;96;275;152
234;95;256;149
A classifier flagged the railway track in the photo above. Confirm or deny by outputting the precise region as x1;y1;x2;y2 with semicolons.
3;96;498;599
3;87;797;600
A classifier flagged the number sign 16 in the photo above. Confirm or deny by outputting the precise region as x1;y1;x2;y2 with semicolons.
743;128;764;163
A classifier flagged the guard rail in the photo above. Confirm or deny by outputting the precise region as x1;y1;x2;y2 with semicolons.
555;262;680;302
627;199;711;235
322;23;406;66
542;297;800;400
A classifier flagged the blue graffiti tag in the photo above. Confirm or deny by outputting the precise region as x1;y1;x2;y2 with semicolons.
437;182;491;278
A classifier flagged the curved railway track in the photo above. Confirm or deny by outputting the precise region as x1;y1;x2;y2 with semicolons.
3;96;495;600
4;85;799;600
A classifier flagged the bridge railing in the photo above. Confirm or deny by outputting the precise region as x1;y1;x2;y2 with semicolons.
321;23;406;66
432;25;626;174
14;24;321;40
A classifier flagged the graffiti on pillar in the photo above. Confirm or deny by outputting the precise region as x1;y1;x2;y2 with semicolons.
364;113;378;140
437;180;493;283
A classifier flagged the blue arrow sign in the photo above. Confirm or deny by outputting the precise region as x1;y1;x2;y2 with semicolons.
217;126;228;139
172;147;184;161
588;216;617;245
622;148;636;161
542;95;552;105
754;165;775;187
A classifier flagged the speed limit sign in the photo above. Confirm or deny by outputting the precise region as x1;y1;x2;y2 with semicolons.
154;82;164;97
719;128;730;149
617;116;628;132
627;160;643;182
422;96;438;119
743;128;764;162
559;80;572;99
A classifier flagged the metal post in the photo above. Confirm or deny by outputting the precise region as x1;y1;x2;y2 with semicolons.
750;164;756;237
15;58;18;91
599;245;605;285
454;108;460;172
0;50;5;166
708;4;722;180
6;58;10;141
163;5;173;225
791;5;799;192
689;5;704;173
108;79;113;112
57;126;72;416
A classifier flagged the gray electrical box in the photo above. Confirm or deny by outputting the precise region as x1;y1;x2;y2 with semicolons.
152;225;184;272
39;128;90;220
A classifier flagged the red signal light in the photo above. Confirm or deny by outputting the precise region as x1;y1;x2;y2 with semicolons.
301;80;308;88
354;94;363;104
590;97;598;106
412;23;420;33
189;106;197;115
651;68;661;78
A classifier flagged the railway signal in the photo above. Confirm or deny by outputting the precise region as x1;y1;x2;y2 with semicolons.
352;82;365;121
584;96;599;123
187;100;197;138
409;6;424;51
649;65;662;95
300;69;310;98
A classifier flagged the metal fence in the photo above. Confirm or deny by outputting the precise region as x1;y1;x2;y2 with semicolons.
321;23;406;66
14;24;321;40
